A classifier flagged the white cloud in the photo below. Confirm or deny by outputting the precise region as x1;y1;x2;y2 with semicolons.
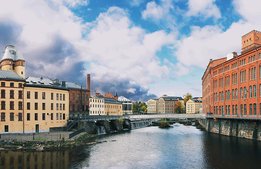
186;0;221;19
84;7;175;87
233;0;261;24
130;0;145;7
142;0;173;21
175;0;261;75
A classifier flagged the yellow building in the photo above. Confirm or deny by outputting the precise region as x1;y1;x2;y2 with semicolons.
186;99;202;114
0;45;69;133
146;99;158;113
104;98;122;116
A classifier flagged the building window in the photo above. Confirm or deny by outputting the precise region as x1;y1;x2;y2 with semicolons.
250;67;256;80
249;86;252;98
42;103;46;110
27;113;30;121
244;87;247;99
63;94;65;101
56;103;59;110
244;104;247;115
249;104;252;115
18;113;22;121
42;113;46;120
240;104;243;115
4;125;8;132
60;94;62;100
42;92;46;99
18;91;23;99
56;93;59;100
51;113;53;120
1;101;5;110
27;91;30;99
35;113;38;121
63;113;65;120
1;90;5;98
9;112;14;121
1;112;5;121
51;93;53;100
27;102;30;110
18;101;23;110
10;90;14;99
63;104;65;111
10;82;14;87
35;103;38;110
1;82;5;87
235;105;238;115
253;85;257;98
56;113;59;120
18;83;23;88
51;103;53;110
35;92;38;99
10;101;14;110
253;103;256;115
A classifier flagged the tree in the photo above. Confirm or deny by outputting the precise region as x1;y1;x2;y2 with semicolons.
175;101;185;114
183;93;192;106
133;102;147;114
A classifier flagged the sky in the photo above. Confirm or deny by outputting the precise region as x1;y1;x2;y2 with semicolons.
0;0;261;101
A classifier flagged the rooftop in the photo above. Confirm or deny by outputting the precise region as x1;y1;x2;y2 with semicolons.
0;70;24;81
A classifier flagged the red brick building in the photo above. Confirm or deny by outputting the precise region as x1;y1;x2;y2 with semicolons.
67;74;91;114
202;30;261;117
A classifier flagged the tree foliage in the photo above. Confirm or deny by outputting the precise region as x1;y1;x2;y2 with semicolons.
133;101;147;113
183;93;192;106
175;101;185;114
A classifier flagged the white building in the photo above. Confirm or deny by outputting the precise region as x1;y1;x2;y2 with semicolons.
89;96;105;115
118;96;133;115
186;99;202;114
146;99;158;113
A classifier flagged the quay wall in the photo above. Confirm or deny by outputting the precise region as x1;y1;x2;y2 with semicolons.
199;118;261;141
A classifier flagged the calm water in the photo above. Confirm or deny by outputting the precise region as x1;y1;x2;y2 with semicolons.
1;124;261;169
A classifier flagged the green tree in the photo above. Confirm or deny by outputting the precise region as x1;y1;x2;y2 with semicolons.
183;93;192;106
133;102;147;114
174;101;184;114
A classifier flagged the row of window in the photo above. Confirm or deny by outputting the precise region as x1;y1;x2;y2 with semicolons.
0;90;23;99
90;99;104;103
1;82;23;88
26;91;66;101
0;101;22;110
213;103;259;115
0;101;66;111
214;85;261;102
214;65;261;88
89;111;105;114
0;112;66;122
26;102;66;111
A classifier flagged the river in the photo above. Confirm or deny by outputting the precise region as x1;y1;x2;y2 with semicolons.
1;124;261;169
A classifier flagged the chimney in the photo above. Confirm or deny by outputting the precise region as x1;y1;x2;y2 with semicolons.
232;52;238;58
87;74;91;92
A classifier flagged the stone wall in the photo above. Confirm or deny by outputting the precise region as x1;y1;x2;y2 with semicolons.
0;132;71;142
199;119;261;141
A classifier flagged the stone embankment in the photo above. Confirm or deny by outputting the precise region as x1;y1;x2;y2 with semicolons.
199;118;261;141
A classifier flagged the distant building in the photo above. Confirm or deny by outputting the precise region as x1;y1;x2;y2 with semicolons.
118;96;133;114
66;74;90;115
104;98;122;116
0;45;69;133
158;96;183;113
186;99;202;114
146;99;158;113
89;96;105;115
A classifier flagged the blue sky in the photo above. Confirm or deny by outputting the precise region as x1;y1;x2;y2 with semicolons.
0;0;260;100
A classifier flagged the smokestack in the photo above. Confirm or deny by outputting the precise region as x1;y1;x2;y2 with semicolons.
87;74;91;92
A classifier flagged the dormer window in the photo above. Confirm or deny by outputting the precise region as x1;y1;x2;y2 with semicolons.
9;50;16;55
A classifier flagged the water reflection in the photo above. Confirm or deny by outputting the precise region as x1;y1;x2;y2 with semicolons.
0;150;70;169
1;125;261;169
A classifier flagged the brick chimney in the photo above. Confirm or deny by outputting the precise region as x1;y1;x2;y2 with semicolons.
87;74;91;92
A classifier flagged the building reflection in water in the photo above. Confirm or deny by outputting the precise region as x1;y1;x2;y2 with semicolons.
0;150;70;169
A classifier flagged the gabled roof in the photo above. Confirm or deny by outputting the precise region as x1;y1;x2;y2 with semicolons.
0;70;24;80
